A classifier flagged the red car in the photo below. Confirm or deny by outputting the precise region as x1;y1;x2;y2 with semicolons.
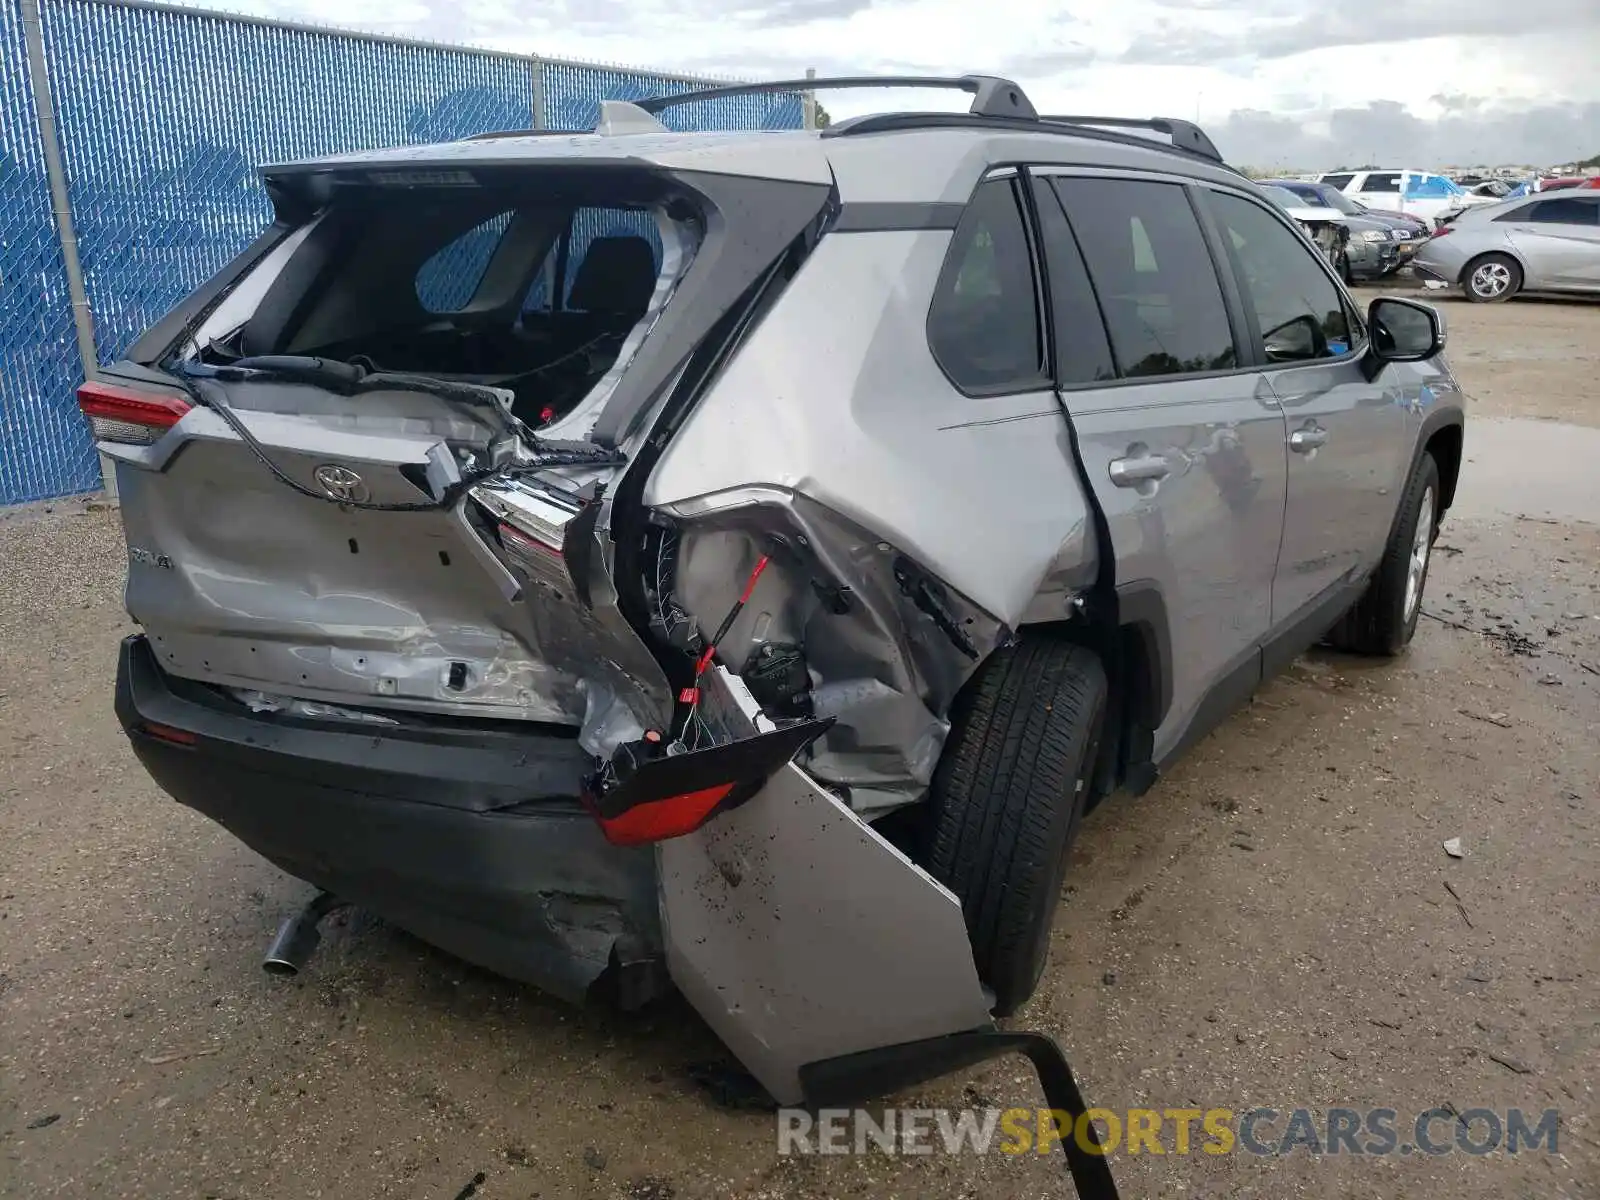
1536;177;1600;192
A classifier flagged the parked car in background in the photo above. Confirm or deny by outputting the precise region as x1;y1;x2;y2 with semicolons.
1411;190;1600;301
1535;177;1600;193
1315;169;1499;227
1256;184;1391;280
1464;179;1514;200
1261;179;1423;275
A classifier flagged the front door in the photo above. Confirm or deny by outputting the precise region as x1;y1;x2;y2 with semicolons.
1034;171;1289;760
1197;185;1408;632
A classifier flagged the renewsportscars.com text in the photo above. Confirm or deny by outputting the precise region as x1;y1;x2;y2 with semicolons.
777;1106;1560;1158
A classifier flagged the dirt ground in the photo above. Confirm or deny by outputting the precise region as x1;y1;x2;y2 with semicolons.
2;293;1597;1200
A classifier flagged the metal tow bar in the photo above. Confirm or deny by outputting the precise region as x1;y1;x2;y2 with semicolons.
799;1027;1120;1198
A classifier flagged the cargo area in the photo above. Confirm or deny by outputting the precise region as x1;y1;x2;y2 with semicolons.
93;159;832;749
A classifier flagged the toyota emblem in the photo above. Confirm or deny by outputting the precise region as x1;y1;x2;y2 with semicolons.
314;464;368;503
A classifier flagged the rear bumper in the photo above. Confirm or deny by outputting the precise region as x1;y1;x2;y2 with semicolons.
115;635;664;1005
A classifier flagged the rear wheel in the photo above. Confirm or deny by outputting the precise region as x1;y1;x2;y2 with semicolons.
1462;253;1521;303
1328;453;1440;656
924;637;1107;1016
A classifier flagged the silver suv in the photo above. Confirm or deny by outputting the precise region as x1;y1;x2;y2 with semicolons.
93;76;1464;1113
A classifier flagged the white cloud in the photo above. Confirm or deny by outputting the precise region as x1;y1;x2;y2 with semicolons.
176;0;1600;167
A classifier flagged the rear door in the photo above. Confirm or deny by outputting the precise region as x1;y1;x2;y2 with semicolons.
1500;195;1600;289
1033;170;1289;760
1196;184;1407;644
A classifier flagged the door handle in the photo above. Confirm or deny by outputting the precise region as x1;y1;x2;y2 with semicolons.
1289;425;1328;454
1108;453;1171;487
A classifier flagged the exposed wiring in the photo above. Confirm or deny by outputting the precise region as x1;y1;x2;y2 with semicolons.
678;554;770;742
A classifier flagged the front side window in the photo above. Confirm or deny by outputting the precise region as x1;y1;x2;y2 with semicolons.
1204;190;1353;363
1051;177;1236;379
927;178;1048;394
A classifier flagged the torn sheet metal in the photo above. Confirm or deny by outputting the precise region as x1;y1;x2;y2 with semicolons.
657;667;991;1104
656;488;1008;811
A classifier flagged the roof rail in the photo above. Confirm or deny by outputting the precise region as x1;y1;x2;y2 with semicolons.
1039;115;1222;162
633;74;1038;121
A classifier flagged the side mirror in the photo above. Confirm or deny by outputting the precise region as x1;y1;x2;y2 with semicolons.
1362;296;1446;380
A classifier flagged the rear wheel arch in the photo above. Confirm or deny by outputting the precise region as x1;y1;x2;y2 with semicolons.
1016;580;1172;802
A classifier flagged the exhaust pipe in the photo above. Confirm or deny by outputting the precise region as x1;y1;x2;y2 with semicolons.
263;891;346;977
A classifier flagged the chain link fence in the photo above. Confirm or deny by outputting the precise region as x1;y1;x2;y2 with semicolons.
1;0;98;504
0;0;805;505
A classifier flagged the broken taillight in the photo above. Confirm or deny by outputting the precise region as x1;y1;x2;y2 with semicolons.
584;718;834;847
587;782;738;846
77;380;192;445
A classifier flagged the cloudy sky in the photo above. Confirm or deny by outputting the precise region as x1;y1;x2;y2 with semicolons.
199;0;1597;169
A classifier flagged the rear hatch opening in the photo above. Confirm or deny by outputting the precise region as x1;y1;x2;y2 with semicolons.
93;154;837;762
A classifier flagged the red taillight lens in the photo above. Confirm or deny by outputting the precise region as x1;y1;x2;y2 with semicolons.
588;782;737;846
77;380;191;446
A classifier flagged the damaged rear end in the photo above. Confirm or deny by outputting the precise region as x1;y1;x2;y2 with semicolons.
104;129;998;1076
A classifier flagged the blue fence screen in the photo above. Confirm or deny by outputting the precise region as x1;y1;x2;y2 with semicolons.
1;0;97;503
0;0;803;505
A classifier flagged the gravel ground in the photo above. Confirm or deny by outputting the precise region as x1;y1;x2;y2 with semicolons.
2;295;1597;1199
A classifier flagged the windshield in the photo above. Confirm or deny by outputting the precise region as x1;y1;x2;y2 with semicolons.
1316;186;1362;215
1259;186;1305;210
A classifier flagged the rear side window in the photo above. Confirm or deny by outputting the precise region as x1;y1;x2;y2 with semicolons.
1051;177;1236;379
1519;197;1600;225
1364;173;1402;193
1320;174;1355;190
524;207;664;313
1204;190;1353;362
927;178;1048;394
415;211;513;313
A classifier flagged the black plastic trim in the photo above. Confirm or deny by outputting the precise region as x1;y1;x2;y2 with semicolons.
831;201;964;232
1260;578;1368;681
1153;643;1263;774
1418;405;1465;485
1113;582;1174;728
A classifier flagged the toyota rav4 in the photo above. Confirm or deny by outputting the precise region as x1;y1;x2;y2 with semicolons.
92;76;1465;1114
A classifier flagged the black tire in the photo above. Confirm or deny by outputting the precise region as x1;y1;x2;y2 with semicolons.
925;637;1107;1016
1461;252;1521;303
1327;453;1441;656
